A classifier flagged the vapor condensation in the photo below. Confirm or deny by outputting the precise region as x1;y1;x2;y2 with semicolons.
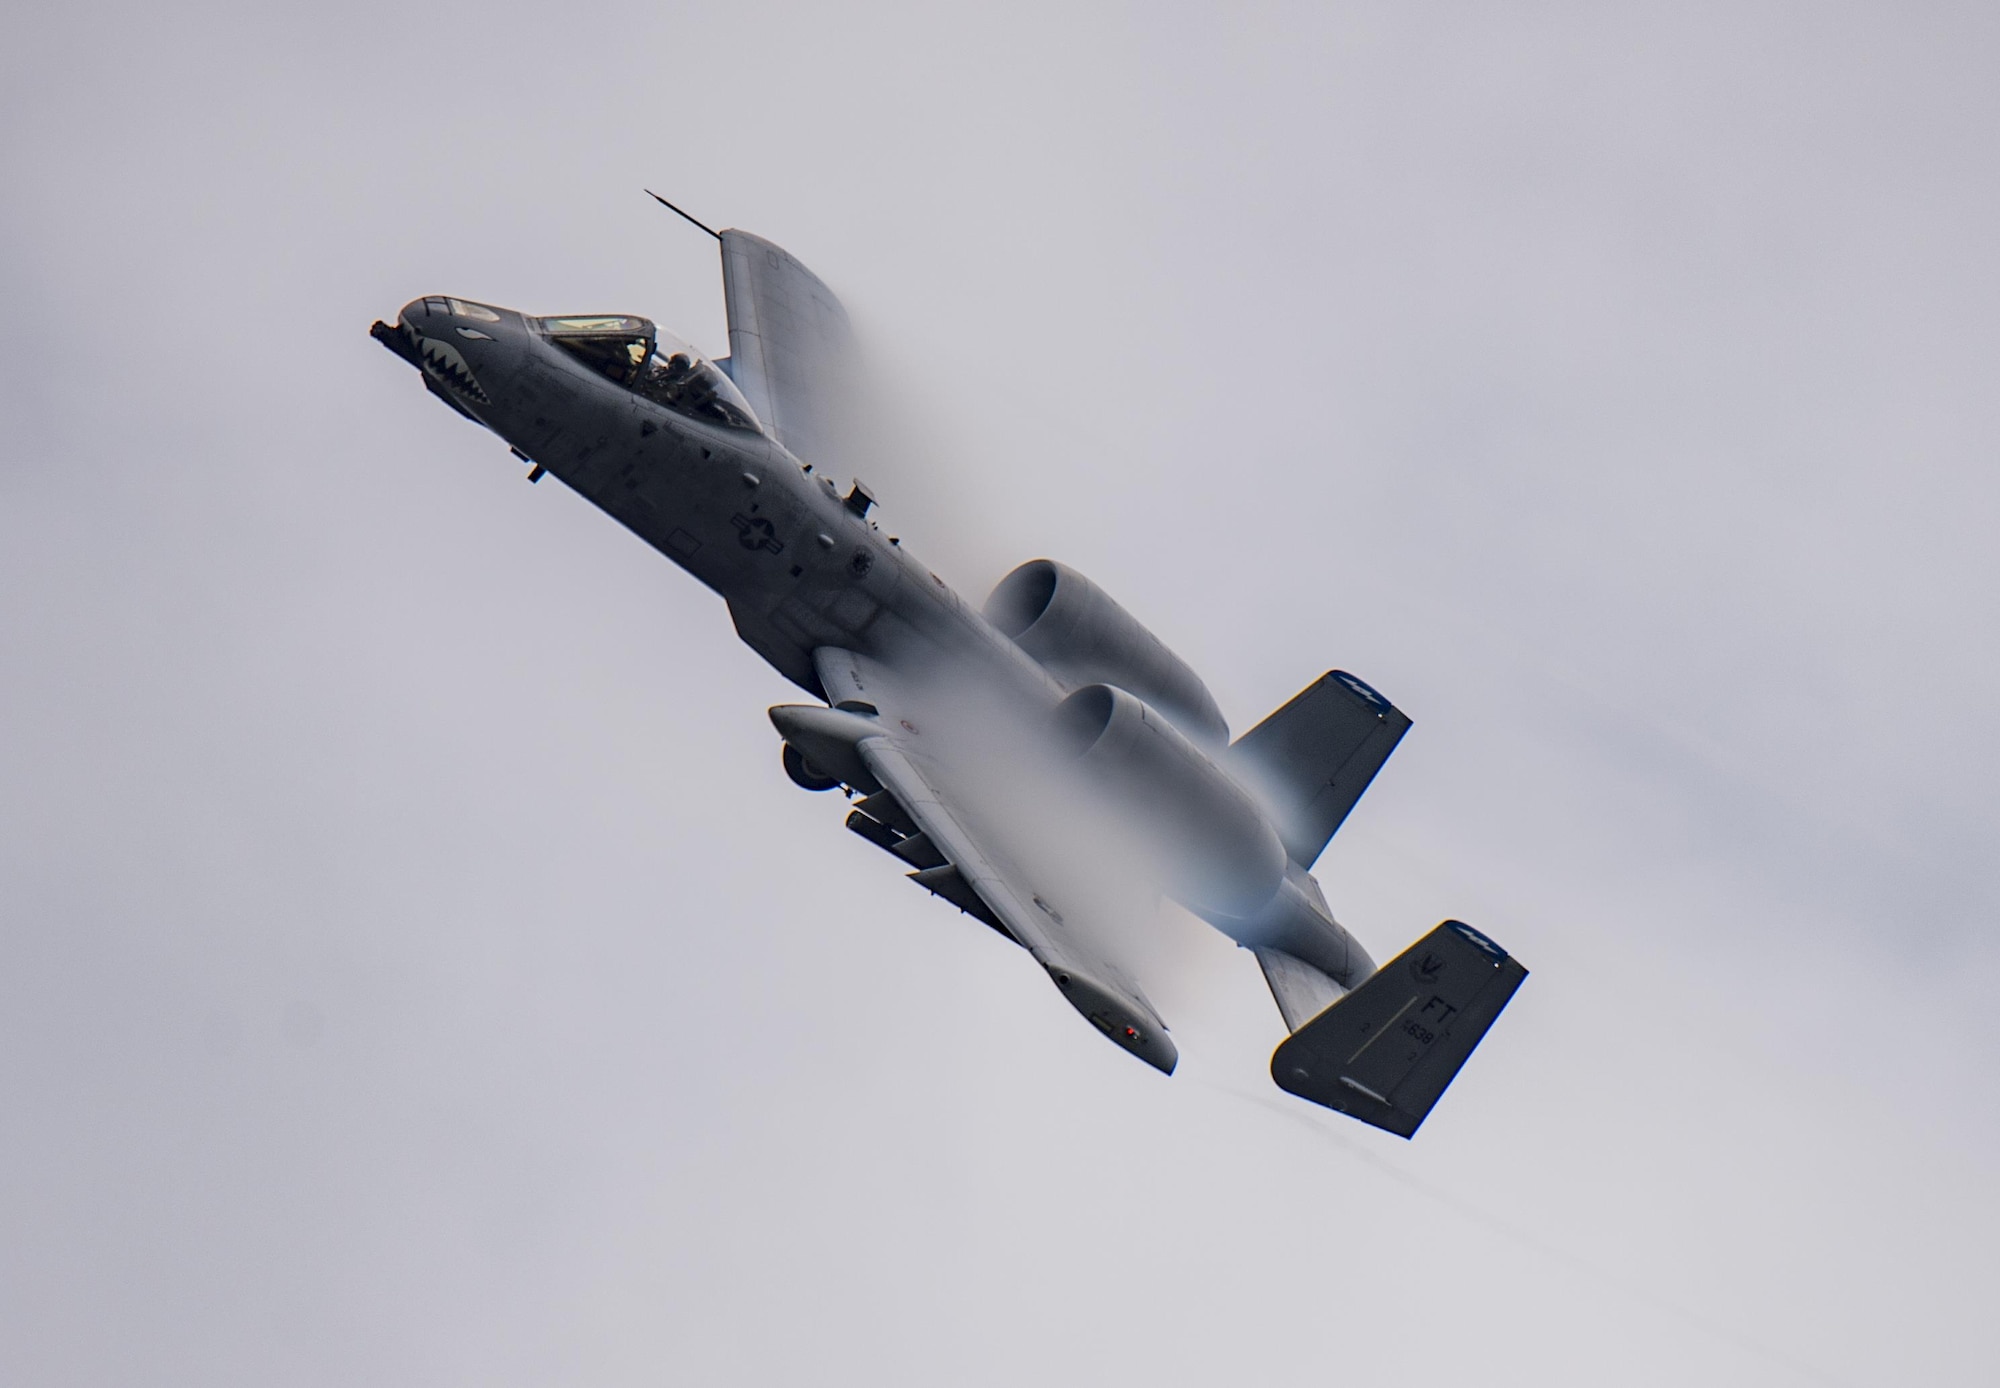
861;629;1199;1000
3;5;1995;1387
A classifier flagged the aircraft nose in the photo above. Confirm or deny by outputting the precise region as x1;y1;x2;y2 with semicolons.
398;295;514;334
377;295;515;411
399;295;451;326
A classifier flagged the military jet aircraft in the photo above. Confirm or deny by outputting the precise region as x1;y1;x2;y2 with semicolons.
370;210;1526;1137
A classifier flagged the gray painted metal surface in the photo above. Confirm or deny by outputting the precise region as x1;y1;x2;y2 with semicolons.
720;229;863;478
368;231;1524;1136
1272;921;1529;1138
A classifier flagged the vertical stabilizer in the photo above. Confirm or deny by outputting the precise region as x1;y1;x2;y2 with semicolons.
1228;670;1410;868
1272;920;1527;1138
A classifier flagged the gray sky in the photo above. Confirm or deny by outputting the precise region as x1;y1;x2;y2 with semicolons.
4;4;1996;1384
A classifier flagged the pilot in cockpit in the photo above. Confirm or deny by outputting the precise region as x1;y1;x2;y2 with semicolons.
633;343;758;430
648;350;697;393
540;316;762;432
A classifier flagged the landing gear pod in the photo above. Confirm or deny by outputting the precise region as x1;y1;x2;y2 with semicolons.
769;704;884;794
782;741;841;792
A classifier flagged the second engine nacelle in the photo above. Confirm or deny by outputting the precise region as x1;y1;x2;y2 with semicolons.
1055;683;1286;919
986;560;1228;746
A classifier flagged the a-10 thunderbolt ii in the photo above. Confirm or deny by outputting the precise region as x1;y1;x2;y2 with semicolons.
370;203;1526;1137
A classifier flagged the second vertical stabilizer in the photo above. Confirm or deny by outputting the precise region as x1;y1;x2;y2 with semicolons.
1228;670;1410;868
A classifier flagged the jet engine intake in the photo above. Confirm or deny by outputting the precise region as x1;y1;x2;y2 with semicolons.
987;560;1228;746
1055;684;1286;919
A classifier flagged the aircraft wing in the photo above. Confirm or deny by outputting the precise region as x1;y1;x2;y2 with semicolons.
720;229;862;477
817;651;1180;1074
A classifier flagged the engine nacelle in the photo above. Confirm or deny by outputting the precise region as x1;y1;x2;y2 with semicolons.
1055;684;1286;919
986;560;1228;746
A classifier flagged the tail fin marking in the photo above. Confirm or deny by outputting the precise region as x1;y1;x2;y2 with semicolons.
1271;920;1527;1138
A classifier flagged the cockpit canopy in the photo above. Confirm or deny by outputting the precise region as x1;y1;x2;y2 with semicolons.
538;315;761;432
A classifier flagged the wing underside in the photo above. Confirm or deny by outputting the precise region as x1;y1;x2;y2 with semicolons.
817;649;1179;1074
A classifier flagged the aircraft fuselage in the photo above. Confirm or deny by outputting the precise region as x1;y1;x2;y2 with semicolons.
374;290;1375;1009
370;259;1523;1137
378;295;1065;713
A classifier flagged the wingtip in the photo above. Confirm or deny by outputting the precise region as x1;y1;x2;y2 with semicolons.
1115;1026;1178;1075
1046;965;1178;1074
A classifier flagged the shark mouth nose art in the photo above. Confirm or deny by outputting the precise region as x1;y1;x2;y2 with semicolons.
368;302;504;425
411;331;491;404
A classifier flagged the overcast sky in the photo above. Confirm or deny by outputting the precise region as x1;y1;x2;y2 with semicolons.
4;4;1996;1385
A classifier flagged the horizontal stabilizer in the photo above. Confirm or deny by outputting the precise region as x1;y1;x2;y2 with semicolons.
1254;946;1347;1033
1229;671;1411;868
1271;920;1526;1138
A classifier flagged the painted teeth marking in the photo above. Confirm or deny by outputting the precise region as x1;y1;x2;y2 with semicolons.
415;335;491;404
